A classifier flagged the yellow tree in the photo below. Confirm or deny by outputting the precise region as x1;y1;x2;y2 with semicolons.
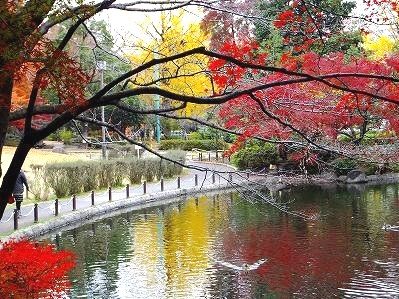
362;34;396;59
129;11;212;117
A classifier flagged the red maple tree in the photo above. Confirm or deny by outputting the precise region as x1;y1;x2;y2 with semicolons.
209;40;399;163
0;239;75;298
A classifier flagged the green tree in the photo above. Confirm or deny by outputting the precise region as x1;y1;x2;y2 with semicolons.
254;0;361;57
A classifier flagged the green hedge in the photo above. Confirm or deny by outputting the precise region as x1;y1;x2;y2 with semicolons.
159;139;227;151
231;143;278;170
332;158;382;176
35;151;186;198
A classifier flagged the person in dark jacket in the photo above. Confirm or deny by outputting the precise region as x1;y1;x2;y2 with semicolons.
13;170;29;217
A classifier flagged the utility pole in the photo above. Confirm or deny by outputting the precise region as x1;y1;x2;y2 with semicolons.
97;61;107;159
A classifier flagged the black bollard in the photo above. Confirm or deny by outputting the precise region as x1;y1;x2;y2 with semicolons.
13;209;18;230
126;184;130;198
34;203;38;223
55;198;59;216
143;181;147;194
91;191;95;206
72;195;76;211
108;187;112;201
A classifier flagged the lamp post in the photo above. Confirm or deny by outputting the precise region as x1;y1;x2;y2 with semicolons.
97;61;107;159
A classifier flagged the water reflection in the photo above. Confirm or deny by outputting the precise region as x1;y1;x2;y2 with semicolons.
48;184;399;298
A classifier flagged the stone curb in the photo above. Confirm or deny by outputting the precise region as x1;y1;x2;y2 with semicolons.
0;181;251;243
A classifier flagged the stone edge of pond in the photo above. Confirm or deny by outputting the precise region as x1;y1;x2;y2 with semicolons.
3;171;399;243
0;181;254;243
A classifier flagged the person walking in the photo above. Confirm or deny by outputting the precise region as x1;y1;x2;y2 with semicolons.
13;170;29;218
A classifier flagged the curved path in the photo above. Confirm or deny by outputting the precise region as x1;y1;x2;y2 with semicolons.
0;161;246;238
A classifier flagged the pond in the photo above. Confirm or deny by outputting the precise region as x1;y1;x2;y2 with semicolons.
46;184;399;298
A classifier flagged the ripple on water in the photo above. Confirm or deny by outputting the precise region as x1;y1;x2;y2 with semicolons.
340;272;399;298
45;185;399;298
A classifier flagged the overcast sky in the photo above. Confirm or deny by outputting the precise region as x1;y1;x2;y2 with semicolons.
96;0;393;51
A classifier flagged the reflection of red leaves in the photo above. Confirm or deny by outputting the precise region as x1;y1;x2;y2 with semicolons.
221;221;353;295
0;240;75;298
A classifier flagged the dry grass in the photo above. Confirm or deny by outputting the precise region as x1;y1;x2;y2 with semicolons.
2;146;101;203
1;146;95;182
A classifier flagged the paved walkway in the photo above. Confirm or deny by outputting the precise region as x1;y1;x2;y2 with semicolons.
0;161;244;236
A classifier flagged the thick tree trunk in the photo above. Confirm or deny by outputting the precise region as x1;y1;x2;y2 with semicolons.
0;72;13;179
0;139;33;220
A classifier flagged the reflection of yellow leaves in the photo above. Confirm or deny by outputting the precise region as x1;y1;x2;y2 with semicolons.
132;215;161;284
164;197;210;291
363;34;395;59
128;11;212;117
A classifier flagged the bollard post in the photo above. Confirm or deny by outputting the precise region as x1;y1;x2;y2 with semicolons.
108;187;112;201
126;184;130;198
55;198;59;216
208;152;211;161
177;177;181;189
195;174;198;186
247;172;250;179
72;195;76;211
212;173;216;184
143;181;147;194
34;203;38;223
13;209;18;230
216;151;219;161
200;153;202;161
161;178;164;191
198;152;201;161
91;191;95;206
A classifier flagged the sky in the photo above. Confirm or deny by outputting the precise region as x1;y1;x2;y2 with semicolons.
96;0;395;51
96;3;204;52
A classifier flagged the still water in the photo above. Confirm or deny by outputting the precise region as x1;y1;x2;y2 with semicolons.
47;184;399;298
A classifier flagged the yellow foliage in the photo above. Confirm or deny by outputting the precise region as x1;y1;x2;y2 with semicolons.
362;34;395;59
128;11;212;117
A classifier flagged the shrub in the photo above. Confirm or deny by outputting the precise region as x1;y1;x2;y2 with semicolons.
4;135;20;146
231;142;278;170
388;163;399;173
58;129;74;145
188;131;202;140
359;162;379;175
331;158;358;176
64;163;83;194
44;164;71;198
127;158;144;184
113;160;128;186
98;160;116;188
29;164;51;201
42;150;187;199
165;150;185;175
143;159;158;182
159;139;227;151
80;162;99;192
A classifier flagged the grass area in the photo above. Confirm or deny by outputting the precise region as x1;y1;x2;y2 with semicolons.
2;146;98;203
